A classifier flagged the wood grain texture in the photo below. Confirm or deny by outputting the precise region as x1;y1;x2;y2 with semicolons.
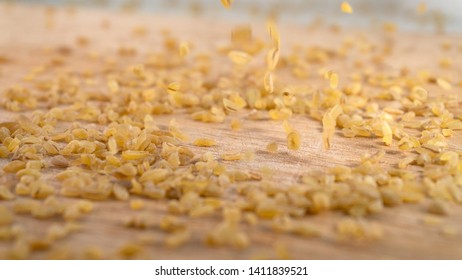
0;3;462;259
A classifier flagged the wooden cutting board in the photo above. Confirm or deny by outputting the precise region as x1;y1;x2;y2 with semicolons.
0;3;461;259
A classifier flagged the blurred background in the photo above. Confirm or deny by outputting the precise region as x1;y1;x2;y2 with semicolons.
1;0;461;33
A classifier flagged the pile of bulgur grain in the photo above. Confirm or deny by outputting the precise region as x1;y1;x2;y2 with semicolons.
0;1;461;259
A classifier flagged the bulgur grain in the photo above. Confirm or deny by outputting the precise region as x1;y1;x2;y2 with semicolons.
287;131;301;151
266;142;278;153
220;0;233;9
228;51;252;65
130;199;144;210
341;2;353;13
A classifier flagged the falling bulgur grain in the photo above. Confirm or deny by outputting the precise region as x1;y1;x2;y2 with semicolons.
328;72;339;89
416;2;427;14
0;206;13;226
436;78;452;90
341;2;353;13
263;71;274;94
266;18;280;47
220;0;233;9
266;47;280;71
179;42;190;58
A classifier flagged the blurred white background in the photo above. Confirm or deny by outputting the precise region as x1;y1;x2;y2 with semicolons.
3;0;462;33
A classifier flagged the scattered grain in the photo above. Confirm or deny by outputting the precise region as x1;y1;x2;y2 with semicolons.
130;199;144;210
165;229;191;248
428;200;450;215
436;78;452;90
221;152;242;161
266;142;278;153
228;51;252;65
287;131;301;151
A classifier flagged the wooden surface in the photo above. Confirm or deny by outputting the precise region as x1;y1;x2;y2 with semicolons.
0;3;462;259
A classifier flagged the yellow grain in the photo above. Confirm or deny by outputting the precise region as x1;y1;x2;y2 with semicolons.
409;86;428;102
230;119;241;131
221;152;242;161
266;47;280;71
189;204;214;218
0;185;15;200
264;71;274;94
422;215;442;226
256;199;280;219
167;82;180;94
165;229;191;248
436;78;452;90
117;163;138;177
398;156;415;169
266;142;278;153
282;120;293;134
244;212;258;226
311;192;330;213
223;98;241;112
266;18;280;47
3;160;26;173
121;150;149;161
0;146;8;158
228;51;252;65
428;200;450;215
108;137;118;155
220;0;233;9
287;131;301;151
159;216;186;232
83;246;103;260
113;185;130;201
329;72;339;89
243;150;255;161
43;141;59;155
140;169;169;183
77;200;93;213
341;2;353;13
269;108;292;120
130;199;144;210
417;2;427;14
118;243;142;258
322;104;343;150
179;42;190;58
382;120;393;146
293;222;321;238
